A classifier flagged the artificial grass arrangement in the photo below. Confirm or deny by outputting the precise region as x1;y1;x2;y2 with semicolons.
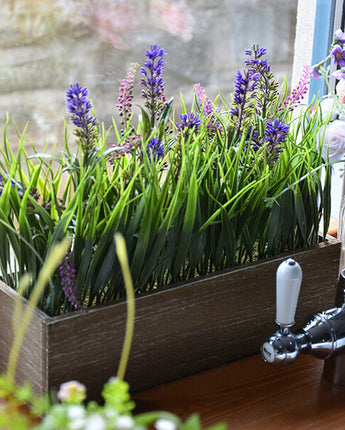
0;43;331;316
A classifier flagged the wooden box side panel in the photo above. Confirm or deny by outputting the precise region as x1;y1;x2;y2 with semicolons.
46;240;340;397
0;281;47;395
47;303;127;399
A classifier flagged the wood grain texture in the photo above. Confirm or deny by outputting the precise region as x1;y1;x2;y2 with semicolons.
133;354;345;430
0;237;341;398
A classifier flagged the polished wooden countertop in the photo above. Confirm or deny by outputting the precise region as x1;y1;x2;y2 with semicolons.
133;354;345;429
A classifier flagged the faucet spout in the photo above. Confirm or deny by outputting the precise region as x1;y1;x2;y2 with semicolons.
261;260;345;378
261;307;345;365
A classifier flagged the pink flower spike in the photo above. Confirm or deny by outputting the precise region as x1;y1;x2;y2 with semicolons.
116;62;139;125
284;65;311;109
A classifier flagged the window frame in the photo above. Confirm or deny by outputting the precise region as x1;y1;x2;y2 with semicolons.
309;0;345;102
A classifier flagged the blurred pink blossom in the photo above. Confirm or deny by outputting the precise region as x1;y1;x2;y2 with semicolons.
89;0;142;49
151;0;195;42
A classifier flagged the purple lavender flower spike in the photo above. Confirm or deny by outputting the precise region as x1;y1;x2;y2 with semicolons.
140;44;167;124
230;69;260;133
177;112;202;133
231;69;260;109
256;119;289;154
66;83;98;154
331;45;345;68
146;137;165;162
59;252;81;310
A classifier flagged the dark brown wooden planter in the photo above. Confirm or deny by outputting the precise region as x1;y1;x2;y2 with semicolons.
0;236;341;399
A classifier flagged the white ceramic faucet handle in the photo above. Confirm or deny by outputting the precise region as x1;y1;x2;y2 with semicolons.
276;258;303;327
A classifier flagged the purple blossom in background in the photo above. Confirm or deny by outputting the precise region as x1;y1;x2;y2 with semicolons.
331;45;345;68
140;44;167;124
312;29;345;83
146;137;165;162
66;83;98;154
59;252;81;310
332;69;345;80
284;65;311;108
177;112;201;133
311;66;322;80
0;174;26;198
116;62;139;127
194;83;222;138
334;29;345;44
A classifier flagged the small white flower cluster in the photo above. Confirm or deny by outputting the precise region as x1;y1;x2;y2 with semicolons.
38;379;178;430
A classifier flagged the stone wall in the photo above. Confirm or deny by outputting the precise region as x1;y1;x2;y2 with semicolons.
0;0;298;150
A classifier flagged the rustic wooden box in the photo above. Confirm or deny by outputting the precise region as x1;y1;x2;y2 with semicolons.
0;236;340;399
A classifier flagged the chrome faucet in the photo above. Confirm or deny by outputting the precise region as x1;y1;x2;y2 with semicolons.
261;258;345;384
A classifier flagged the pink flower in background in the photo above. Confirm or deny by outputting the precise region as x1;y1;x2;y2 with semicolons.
89;0;142;49
318;119;345;162
336;79;345;104
151;0;195;42
81;0;195;48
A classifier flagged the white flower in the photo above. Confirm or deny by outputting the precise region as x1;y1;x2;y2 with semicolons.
318;119;345;161
69;418;87;430
320;97;339;121
84;414;106;430
67;405;86;429
68;405;86;421
116;415;135;429
154;418;177;430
